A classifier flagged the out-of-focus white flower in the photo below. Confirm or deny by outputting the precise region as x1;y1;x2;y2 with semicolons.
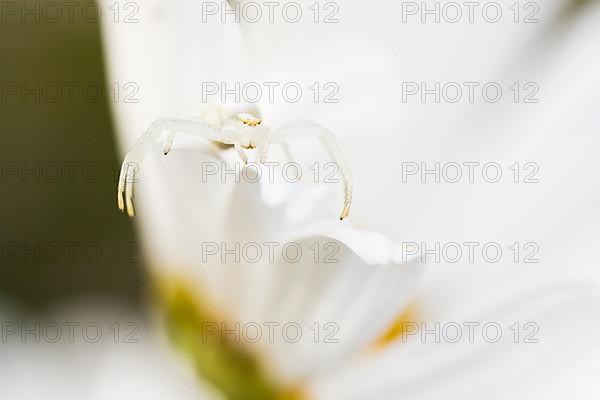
150;157;421;382
112;136;423;396
0;303;218;400
101;0;600;399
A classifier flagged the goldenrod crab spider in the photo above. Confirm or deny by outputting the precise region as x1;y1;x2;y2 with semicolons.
117;104;353;220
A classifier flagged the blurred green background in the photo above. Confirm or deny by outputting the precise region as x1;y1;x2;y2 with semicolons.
0;0;143;310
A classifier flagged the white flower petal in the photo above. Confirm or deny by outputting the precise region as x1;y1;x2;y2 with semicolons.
309;280;600;400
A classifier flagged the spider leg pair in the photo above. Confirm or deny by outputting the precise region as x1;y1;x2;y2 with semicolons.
117;118;225;217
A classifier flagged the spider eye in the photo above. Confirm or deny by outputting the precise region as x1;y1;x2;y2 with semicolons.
238;113;262;127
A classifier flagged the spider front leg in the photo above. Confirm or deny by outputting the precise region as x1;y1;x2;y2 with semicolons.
269;121;353;220
163;132;175;155
234;142;249;164
117;118;225;217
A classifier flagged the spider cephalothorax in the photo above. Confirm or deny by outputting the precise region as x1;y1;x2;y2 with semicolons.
221;112;268;153
117;104;353;220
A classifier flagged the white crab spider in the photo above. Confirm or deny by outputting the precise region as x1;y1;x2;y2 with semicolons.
117;105;353;220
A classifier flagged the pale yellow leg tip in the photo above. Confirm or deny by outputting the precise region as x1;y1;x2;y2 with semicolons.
339;208;350;221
